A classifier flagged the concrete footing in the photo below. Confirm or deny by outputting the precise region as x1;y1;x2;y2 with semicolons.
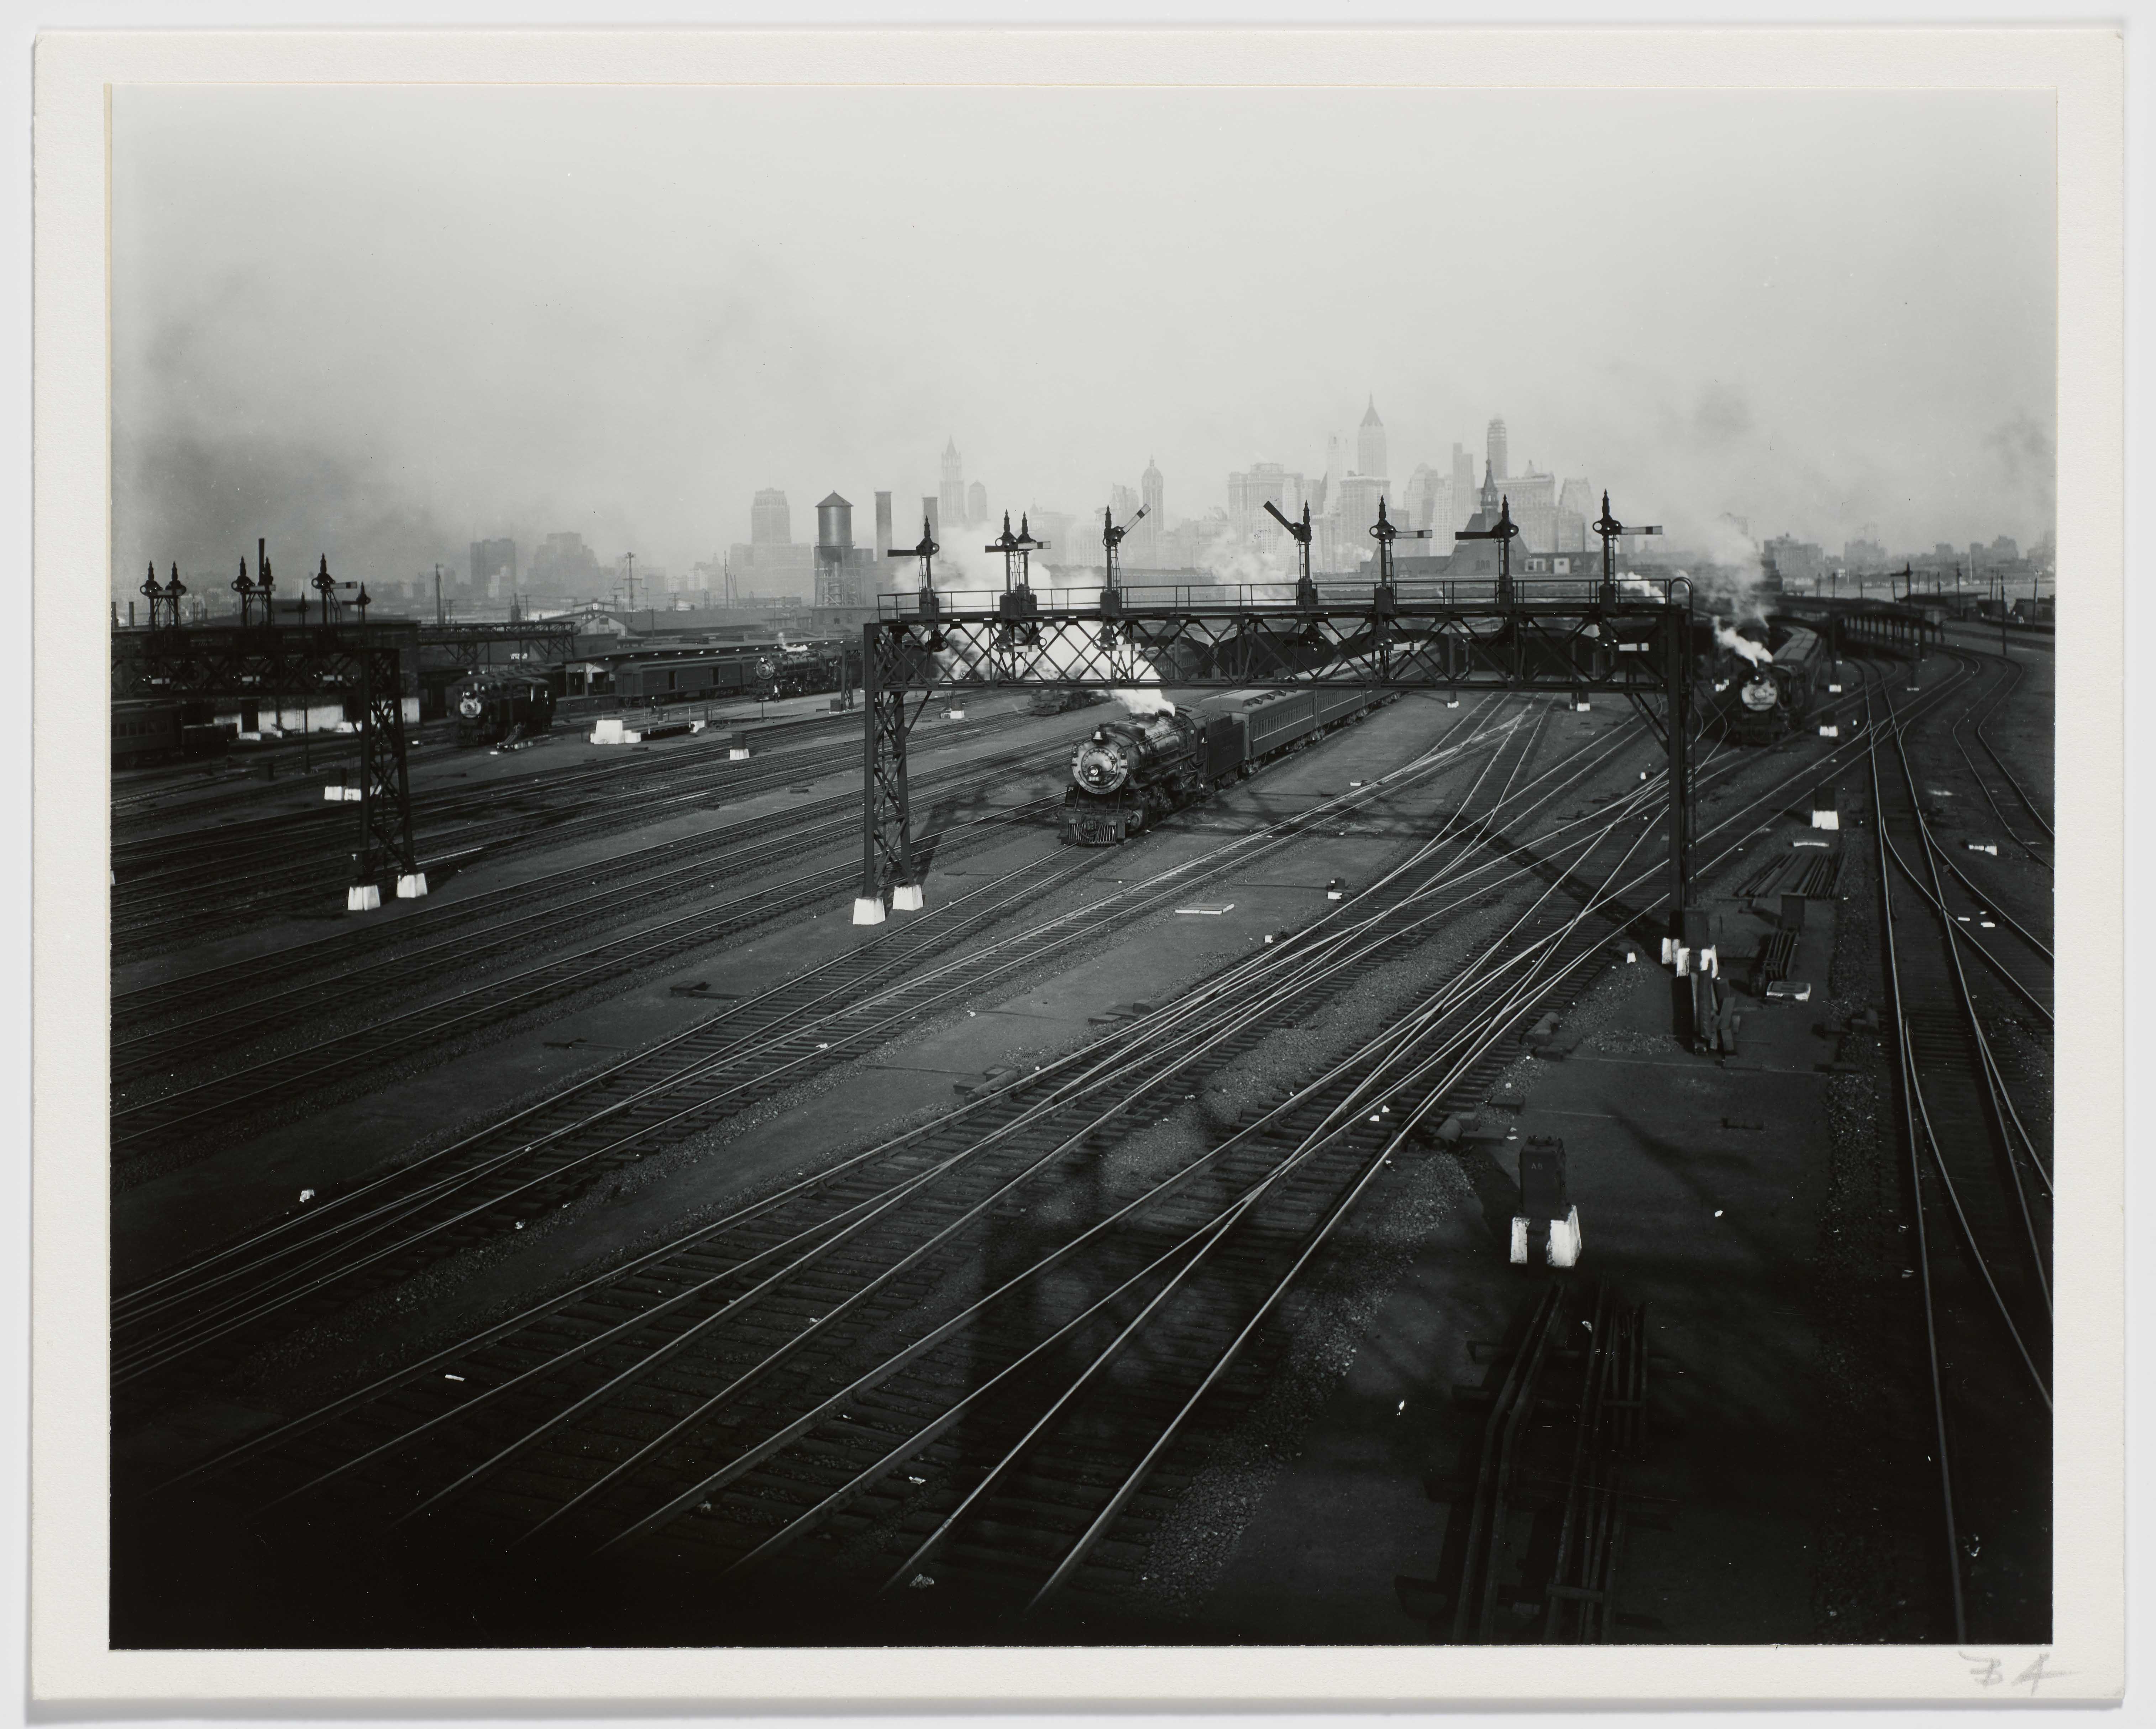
395;872;429;899
891;883;925;912
729;747;751;760
346;883;382;913
851;895;886;926
1548;1206;1583;1267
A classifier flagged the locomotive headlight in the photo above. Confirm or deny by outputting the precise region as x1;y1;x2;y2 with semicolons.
1738;674;1779;712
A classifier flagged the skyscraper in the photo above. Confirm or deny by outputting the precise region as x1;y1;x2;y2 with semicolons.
1141;456;1164;522
1451;445;1476;527
470;537;516;600
874;491;893;562
939;438;967;532
966;480;987;525
750;488;791;547
1357;397;1387;480
1227;462;1304;545
1486;417;1509;483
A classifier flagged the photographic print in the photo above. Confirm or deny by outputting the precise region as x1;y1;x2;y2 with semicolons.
30;24;2125;1708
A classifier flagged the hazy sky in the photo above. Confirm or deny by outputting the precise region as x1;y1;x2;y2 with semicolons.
110;83;2056;593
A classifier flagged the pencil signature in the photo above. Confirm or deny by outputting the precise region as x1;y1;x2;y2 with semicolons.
1961;1651;2070;1694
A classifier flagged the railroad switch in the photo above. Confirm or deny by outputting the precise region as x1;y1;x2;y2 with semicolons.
1511;1136;1581;1268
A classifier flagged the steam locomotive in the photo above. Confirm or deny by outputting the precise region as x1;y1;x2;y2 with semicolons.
1061;685;1386;845
1701;623;1829;745
454;669;558;747
1024;687;1111;717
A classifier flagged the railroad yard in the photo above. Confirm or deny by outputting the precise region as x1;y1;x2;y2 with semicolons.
107;629;2054;1651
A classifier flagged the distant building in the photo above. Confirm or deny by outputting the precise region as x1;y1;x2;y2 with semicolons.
470;537;517;601
1141;457;1164;522
1335;474;1389;558
1227;462;1305;547
1357;398;1387;482
1763;534;1825;587
528;531;602;597
1451;445;1476;528
940;438;967;531
967;480;987;525
728;488;815;597
1134;456;1166;566
1845;536;1889;571
1498;468;1559;552
750;488;791;547
1405;464;1441;530
1486;417;1509;482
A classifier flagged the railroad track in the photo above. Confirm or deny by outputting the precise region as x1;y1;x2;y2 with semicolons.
1865;664;2052;1645
111;736;1069;1073
113;698;1554;1399
109;710;1021;944
138;696;1915;1644
107;795;1072;1162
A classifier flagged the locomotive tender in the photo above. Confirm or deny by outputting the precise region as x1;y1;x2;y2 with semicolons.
1061;685;1387;846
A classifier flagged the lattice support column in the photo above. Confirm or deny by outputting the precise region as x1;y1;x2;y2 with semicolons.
856;625;919;924
351;637;420;911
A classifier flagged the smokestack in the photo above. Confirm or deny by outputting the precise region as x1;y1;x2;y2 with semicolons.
874;492;892;562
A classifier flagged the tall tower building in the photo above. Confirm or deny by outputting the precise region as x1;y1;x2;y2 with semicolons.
1451;445;1476;526
966;480;987;524
1486;417;1509;483
750;488;791;546
939;438;967;533
1141;456;1164;522
1358;397;1387;479
874;491;893;562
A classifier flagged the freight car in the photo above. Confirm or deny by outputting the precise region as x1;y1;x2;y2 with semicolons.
1702;623;1829;745
453;669;558;747
1061;684;1385;845
113;699;230;770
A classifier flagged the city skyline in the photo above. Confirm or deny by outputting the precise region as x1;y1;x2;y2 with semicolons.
111;84;2055;599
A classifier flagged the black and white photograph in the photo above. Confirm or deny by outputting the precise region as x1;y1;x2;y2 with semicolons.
25;21;2128;1709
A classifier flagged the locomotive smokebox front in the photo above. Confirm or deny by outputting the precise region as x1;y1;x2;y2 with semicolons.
1738;672;1780;713
1071;731;1135;794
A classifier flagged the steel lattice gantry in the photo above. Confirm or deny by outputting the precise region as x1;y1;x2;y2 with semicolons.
854;591;1700;938
115;619;422;902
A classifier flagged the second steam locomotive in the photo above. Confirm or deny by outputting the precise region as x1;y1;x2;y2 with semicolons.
1061;686;1386;846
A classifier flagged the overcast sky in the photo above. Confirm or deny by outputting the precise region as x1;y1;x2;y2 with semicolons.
110;83;2056;593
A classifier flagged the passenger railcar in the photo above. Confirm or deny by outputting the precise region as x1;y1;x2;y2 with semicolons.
1061;684;1387;845
114;699;230;770
1702;624;1829;744
453;670;558;747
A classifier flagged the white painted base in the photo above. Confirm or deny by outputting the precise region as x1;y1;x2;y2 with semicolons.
729;747;751;760
396;872;429;899
851;896;887;926
1811;809;1841;830
346;883;382;913
1819;724;1840;738
1548;1207;1583;1267
591;718;628;745
891;883;925;912
324;785;362;803
1573;701;1591;713
1509;1217;1529;1265
947;708;967;720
